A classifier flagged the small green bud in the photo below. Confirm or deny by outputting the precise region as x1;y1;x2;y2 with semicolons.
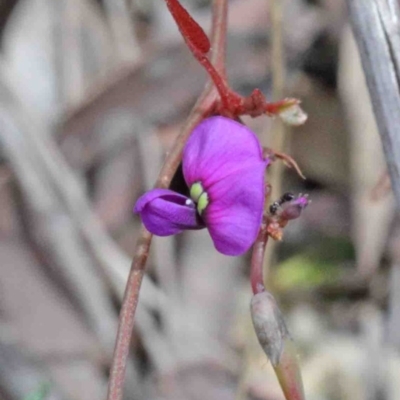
190;182;204;202
197;192;209;215
190;182;209;214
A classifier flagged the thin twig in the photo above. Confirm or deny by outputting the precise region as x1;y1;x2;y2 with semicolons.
106;1;227;399
250;223;269;295
262;0;286;286
269;0;286;198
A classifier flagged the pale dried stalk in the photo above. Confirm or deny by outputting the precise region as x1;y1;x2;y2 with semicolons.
262;0;287;280
347;0;400;209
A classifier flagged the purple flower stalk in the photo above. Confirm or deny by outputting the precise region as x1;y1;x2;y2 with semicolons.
134;116;269;255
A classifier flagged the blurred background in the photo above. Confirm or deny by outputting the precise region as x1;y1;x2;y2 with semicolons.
0;0;399;399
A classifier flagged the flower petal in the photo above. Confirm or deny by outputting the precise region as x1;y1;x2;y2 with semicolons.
205;162;266;256
183;116;266;189
182;116;267;255
134;188;204;236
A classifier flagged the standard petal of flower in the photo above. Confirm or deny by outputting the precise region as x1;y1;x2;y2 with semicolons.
183;116;266;189
134;189;204;236
205;163;265;255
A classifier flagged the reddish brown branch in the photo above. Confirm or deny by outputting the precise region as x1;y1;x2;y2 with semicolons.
106;1;228;400
250;182;273;295
250;223;269;294
107;228;152;400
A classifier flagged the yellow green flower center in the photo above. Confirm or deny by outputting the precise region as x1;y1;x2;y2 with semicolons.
190;182;209;215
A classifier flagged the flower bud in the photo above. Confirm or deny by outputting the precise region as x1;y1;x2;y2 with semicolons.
250;291;289;366
251;291;306;400
279;195;309;221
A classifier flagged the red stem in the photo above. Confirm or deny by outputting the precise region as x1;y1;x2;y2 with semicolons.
106;227;152;400
191;51;240;110
250;182;272;295
106;2;228;400
250;224;268;294
165;0;242;113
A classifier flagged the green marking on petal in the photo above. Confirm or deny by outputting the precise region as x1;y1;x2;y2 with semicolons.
197;192;209;215
190;182;204;202
190;181;209;214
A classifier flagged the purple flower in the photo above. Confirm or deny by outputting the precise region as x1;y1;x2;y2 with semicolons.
134;116;268;255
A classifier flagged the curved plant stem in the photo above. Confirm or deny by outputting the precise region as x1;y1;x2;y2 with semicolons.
270;0;286;164
106;2;228;400
106;227;152;400
210;0;228;78
250;223;268;294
